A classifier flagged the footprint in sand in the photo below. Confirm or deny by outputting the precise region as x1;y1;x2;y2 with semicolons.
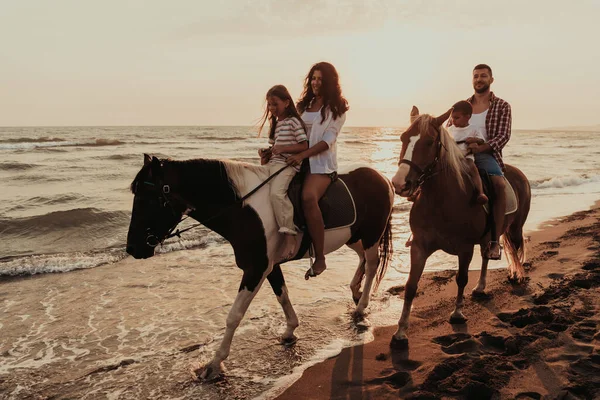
541;240;561;249
365;370;411;389
432;333;481;355
515;392;543;399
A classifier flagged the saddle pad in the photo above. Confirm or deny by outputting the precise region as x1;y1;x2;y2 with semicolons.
288;177;356;231
483;176;518;215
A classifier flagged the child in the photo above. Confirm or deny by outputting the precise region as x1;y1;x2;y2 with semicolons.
258;85;309;260
448;101;489;205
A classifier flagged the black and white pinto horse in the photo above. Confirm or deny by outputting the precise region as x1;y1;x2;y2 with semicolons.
126;154;394;380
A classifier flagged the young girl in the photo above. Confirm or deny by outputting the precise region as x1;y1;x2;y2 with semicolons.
258;85;308;260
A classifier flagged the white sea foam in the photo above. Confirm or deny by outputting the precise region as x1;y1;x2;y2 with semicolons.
531;174;600;190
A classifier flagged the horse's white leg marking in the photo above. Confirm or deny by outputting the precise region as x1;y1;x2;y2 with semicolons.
392;134;420;193
473;254;489;294
202;273;268;379
393;243;429;342
276;285;299;342
347;241;365;302
450;251;473;323
355;244;380;316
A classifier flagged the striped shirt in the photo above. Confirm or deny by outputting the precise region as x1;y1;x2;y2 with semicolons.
467;92;512;171
268;117;307;169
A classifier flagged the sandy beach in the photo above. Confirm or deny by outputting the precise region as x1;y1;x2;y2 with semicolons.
277;203;600;400
2;203;598;399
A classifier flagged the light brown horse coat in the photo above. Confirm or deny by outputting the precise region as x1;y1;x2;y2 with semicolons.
390;107;531;347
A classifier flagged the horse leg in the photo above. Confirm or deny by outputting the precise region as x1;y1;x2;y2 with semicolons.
267;264;299;345
355;244;380;316
196;268;269;380
347;241;366;305
450;249;474;324
391;241;431;348
472;254;490;296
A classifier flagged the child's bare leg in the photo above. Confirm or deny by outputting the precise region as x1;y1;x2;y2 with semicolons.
467;159;488;204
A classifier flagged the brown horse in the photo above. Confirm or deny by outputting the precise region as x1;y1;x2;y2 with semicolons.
390;107;531;347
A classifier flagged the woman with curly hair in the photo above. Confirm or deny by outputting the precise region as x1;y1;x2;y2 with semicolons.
286;62;349;280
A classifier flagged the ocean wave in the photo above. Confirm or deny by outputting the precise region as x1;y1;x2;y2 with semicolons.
0;138;124;150
0;249;128;276
194;135;252;141
0;208;129;235
531;174;600;189
105;154;136;160
0;137;66;144
5;194;85;213
0;162;40;171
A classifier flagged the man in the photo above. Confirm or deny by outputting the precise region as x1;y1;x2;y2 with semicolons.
464;64;512;260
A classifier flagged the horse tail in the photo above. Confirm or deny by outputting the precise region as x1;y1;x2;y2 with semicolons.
503;165;531;282
374;214;393;291
503;228;526;281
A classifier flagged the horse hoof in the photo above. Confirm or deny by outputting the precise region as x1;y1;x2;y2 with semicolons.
352;293;362;305
471;290;490;300
191;363;224;382
449;315;467;325
280;335;298;347
390;336;409;350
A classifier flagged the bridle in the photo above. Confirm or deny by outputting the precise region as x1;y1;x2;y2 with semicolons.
138;180;187;248
398;123;445;192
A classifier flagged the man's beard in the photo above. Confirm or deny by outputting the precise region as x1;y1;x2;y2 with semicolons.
474;83;490;94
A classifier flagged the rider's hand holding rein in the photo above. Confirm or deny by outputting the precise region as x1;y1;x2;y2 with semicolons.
259;147;272;165
467;139;491;154
285;141;330;167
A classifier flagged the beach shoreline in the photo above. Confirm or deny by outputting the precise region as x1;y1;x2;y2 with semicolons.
1;200;599;399
276;201;600;399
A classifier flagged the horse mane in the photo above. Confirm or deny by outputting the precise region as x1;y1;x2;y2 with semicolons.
130;158;268;200
417;115;471;192
221;160;269;197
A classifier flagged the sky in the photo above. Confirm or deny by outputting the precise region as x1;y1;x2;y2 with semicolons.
1;0;599;129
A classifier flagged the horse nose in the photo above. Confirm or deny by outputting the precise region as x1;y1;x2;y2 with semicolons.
393;182;404;195
392;176;405;195
126;245;135;255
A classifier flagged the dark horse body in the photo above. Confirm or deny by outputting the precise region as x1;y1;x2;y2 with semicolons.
126;155;393;379
390;108;531;347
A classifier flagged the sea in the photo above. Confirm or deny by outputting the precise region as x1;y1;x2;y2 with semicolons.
1;126;599;399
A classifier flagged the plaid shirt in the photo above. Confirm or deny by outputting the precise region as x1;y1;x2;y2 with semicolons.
449;92;512;170
467;92;512;171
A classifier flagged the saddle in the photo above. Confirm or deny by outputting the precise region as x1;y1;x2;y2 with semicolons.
479;170;518;243
287;166;356;232
479;172;518;215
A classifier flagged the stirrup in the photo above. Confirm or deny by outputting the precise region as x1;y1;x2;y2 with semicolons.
486;241;502;260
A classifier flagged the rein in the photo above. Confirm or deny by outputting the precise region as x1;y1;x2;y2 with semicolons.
143;163;291;247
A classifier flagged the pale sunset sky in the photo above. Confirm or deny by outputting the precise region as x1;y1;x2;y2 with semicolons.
1;0;599;129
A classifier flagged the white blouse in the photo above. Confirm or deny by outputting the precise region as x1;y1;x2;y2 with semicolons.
301;107;346;174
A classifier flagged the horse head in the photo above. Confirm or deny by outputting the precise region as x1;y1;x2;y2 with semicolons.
126;154;185;259
392;106;452;197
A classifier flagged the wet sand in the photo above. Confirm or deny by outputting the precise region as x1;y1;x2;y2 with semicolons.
277;203;600;400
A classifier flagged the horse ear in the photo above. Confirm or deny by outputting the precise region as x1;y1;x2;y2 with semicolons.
433;108;452;127
148;156;162;177
410;106;419;123
144;153;152;166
